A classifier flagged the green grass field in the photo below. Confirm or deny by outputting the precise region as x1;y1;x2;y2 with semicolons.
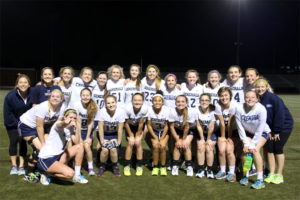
0;90;299;200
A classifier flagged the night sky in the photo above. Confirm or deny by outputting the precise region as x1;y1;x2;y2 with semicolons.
0;0;299;73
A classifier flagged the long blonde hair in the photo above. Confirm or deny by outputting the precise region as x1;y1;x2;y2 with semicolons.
146;64;161;91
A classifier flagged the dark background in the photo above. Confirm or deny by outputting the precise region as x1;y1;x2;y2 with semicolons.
0;0;299;74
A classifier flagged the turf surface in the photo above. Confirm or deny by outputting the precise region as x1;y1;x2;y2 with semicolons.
0;90;299;200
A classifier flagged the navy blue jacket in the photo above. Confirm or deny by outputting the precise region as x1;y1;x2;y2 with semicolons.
31;84;61;104
4;88;33;130
260;90;293;134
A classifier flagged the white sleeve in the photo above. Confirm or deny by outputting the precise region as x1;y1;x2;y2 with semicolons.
214;104;222;116
118;109;126;123
36;104;48;119
168;110;176;122
210;112;216;122
235;110;249;147
249;108;266;149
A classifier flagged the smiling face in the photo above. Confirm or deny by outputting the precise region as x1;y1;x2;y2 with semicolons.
208;72;220;88
166;75;176;90
146;67;158;81
105;96;117;112
61;68;73;83
17;77;30;93
200;95;211;110
81;69;93;84
64;112;77;123
245;91;258;108
130;66;140;79
245;69;259;85
132;94;144;110
80;89;92;105
97;73;108;87
41;69;54;85
111;67;121;81
228;67;241;83
219;91;231;106
152;96;163;110
187;72;198;86
175;96;187;110
49;90;63;107
255;82;268;96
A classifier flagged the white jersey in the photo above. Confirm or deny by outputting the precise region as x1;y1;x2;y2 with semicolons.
95;107;125;134
69;77;97;107
141;77;165;107
161;87;183;109
222;77;245;104
181;83;203;108
187;108;199;130
38;121;74;159
202;83;223;105
215;101;238;130
20;101;66;128
235;103;271;149
106;79;125;108
73;101;95;130
197;108;217;134
59;85;73;106
168;108;195;130
125;104;148;126
92;85;105;110
124;80;143;105
147;106;169;132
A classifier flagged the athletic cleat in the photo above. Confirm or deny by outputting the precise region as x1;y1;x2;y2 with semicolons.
40;174;51;186
152;167;159;176
249;169;257;177
97;166;105;177
88;168;95;176
113;166;121;177
240;177;249;186
195;169;205;178
10;165;18;175
172;165;179;176
186;166;194;177
225;173;236;182
124;166;131;176
23;172;39;183
206;169;214;179
215;171;226;180
264;173;275;183
136;166;143;176
73;174;88;184
34;171;41;179
251;179;265;189
160;167;167;176
18;166;25;176
271;174;284;184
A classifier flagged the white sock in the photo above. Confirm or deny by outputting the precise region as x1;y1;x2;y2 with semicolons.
246;171;249;178
88;161;93;169
252;163;256;170
257;171;263;180
229;166;235;175
75;166;81;177
220;165;226;173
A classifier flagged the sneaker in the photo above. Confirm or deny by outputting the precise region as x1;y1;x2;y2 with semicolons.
136;166;143;176
113;166;121;177
23;172;39;183
171;165;179;176
167;166;172;171
88;168;95;176
240;177;249;186
152;167;159;176
34;171;41;179
18;166;25;176
215;170;226;180
97;166;105;177
206;169;214;179
195;169;205;178
160;167;167;176
249;169;257;177
40;174;51;186
186;166;194;177
225;173;236;182
264;173;275;183
124;166;131;176
251;179;265;189
10;165;18;175
73;174;88;184
271;174;284;184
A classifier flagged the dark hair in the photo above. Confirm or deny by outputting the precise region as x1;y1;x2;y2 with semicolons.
15;74;31;87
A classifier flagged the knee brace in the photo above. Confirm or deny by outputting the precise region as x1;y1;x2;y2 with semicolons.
28;135;38;151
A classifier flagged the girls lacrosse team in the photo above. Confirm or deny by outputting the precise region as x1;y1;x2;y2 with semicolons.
3;64;293;189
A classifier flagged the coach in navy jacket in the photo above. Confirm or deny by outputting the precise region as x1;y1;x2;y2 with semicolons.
255;78;293;184
4;74;33;175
